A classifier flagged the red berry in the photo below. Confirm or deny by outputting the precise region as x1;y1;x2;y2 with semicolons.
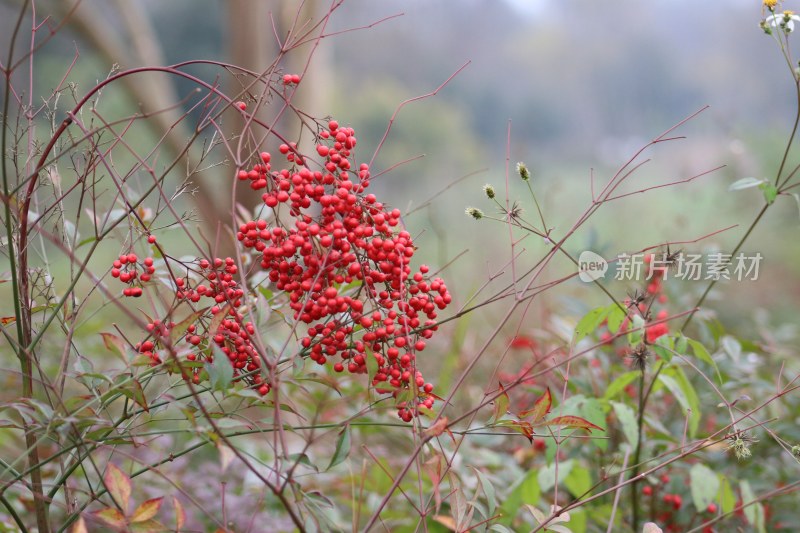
147;235;157;244
706;503;717;513
642;485;653;496
234;101;247;111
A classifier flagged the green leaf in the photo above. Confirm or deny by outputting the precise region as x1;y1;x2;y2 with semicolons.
658;368;700;437
741;480;765;533
206;346;234;391
611;401;638;450
114;374;149;413
690;463;719;511
573;306;611;344
729;177;764;191
538;459;574;493
561;395;608;450
718;475;735;515
603;371;640;401
326;425;351;470
499;470;540;526
288;452;318;473
758;181;778;205
564;464;591;498
473;467;497;517
492;382;510;423
686;338;722;384
606;305;626;335
628;315;645;346
652;335;673;363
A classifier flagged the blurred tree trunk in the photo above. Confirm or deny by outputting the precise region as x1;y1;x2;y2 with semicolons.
46;0;328;256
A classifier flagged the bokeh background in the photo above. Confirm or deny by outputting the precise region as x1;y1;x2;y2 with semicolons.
2;0;798;361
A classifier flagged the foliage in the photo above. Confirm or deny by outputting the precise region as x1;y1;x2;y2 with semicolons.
1;2;799;533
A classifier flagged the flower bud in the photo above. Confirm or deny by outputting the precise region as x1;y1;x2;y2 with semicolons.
465;207;484;220
516;162;531;181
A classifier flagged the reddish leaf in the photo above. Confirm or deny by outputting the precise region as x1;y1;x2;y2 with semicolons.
172;496;186;529
424;416;449;438
1;316;16;325
93;507;126;527
492;383;510;423
495;419;534;441
101;332;129;363
131;496;163;523
546;415;604;432
520;387;552;423
424;453;444;512
71;516;89;533
104;463;131;513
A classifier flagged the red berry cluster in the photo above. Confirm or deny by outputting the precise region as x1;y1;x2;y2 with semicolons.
282;73;301;85
112;119;450;420
111;253;155;298
123;256;270;396
235;120;450;420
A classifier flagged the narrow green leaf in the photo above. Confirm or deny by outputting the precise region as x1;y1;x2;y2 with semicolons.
603;371;640;401
573;306;611;344
690;463;719;511
686;338;722;384
327;424;352;470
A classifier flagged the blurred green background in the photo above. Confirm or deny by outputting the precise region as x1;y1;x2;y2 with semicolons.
2;0;798;348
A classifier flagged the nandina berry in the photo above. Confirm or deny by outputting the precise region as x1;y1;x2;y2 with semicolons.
234;101;247;111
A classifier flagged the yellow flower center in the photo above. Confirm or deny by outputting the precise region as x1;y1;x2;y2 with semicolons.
763;0;778;7
784;10;796;16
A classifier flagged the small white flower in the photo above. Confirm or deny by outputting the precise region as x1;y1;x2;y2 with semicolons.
766;10;800;32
